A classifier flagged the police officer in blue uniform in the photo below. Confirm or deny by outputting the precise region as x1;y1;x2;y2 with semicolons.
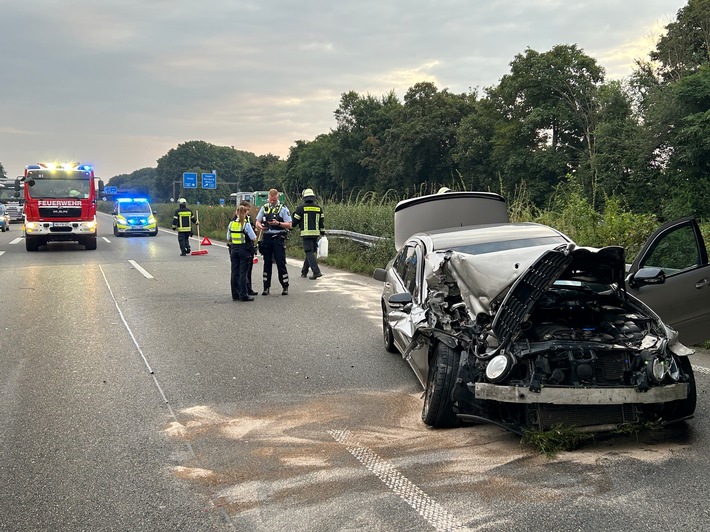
227;204;258;301
255;188;292;295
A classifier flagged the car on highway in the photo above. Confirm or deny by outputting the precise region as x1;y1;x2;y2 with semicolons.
373;191;708;434
112;198;158;237
0;203;10;232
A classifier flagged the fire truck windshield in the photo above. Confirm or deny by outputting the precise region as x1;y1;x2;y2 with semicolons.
26;178;91;199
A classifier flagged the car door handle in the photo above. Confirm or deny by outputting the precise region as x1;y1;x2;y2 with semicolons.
696;278;710;288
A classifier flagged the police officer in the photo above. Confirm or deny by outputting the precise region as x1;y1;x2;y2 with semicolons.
239;199;258;296
171;198;197;256
255;188;292;295
227;204;258;301
292;188;325;279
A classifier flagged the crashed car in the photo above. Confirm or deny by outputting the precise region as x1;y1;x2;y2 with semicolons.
373;191;710;434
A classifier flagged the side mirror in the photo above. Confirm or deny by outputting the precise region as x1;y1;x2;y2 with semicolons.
373;268;388;282
627;267;666;289
112;211;117;216
388;292;413;307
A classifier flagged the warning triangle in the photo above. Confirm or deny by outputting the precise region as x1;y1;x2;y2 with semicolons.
200;236;212;246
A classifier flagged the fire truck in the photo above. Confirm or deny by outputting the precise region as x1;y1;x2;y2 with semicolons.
21;162;98;251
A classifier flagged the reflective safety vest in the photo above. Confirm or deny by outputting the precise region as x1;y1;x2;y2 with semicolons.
262;203;285;233
300;205;322;237
175;209;193;232
229;219;247;244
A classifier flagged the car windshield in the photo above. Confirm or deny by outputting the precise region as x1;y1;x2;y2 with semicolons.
448;235;569;255
119;203;151;214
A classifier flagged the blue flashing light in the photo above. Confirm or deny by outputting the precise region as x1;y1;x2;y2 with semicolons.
116;197;148;203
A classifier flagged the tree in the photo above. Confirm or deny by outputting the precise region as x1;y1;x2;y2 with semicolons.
488;45;606;205
155;141;261;203
652;0;710;81
377;82;476;194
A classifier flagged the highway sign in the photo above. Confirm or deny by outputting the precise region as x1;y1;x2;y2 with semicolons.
201;173;216;189
183;172;197;189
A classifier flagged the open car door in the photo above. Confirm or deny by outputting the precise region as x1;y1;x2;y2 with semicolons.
626;216;710;345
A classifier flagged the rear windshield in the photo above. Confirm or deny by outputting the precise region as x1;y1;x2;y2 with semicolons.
449;235;568;255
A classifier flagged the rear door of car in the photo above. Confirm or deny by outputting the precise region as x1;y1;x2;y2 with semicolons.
627;216;710;345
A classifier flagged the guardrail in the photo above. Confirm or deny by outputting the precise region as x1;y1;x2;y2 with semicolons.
325;229;386;248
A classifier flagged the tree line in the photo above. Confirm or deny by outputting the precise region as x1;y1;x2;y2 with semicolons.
5;0;708;223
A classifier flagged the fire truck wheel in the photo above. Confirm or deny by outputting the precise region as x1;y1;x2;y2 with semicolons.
26;236;39;251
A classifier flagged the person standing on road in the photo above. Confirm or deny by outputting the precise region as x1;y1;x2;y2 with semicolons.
239;199;258;297
227;204;258;301
171;198;198;256
255;188;292;295
291;188;325;279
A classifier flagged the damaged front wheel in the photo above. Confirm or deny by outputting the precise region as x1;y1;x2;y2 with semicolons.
422;342;460;428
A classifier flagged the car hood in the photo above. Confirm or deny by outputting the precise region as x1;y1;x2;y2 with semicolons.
491;245;626;348
432;243;626;345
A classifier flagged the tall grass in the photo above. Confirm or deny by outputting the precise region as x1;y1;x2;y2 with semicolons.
100;192;704;275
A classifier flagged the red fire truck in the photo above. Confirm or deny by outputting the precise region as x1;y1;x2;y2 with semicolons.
20;162;98;251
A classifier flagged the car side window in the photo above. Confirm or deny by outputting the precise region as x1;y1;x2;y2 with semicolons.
640;223;701;275
393;248;408;280
403;247;418;296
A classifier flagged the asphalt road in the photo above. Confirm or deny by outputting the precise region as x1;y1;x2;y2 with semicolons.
1;213;710;531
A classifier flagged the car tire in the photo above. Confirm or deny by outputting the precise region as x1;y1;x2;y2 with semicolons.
150;230;158;236
113;225;119;237
422;342;461;428
662;356;696;421
382;304;397;353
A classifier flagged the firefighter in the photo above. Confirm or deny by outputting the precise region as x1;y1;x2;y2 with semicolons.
291;188;325;279
255;188;292;295
171;198;198;256
227;204;258;301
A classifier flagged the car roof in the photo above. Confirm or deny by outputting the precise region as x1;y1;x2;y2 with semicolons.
423;222;570;251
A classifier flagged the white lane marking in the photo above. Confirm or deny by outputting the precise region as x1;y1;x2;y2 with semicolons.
10;237;23;245
329;429;472;532
99;265;235;528
128;259;154;279
0;251;4;256
102;236;111;243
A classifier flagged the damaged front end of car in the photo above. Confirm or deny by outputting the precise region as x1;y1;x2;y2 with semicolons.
416;244;696;435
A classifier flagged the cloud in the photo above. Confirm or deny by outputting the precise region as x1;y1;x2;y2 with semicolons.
0;0;687;178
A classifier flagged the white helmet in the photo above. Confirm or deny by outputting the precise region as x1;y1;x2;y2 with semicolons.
302;188;315;198
178;197;187;205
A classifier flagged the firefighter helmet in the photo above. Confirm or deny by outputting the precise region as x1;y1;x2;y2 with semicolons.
178;197;187;205
302;188;315;198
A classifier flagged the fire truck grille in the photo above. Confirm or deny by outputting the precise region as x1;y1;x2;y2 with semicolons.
39;208;83;218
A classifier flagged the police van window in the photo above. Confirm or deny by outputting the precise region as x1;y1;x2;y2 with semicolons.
641;223;701;275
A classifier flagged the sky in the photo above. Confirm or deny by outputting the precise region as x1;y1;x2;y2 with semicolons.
0;0;688;181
